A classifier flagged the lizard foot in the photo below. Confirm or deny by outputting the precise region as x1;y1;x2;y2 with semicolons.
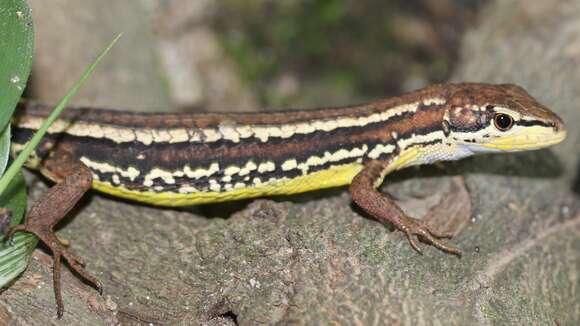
4;223;102;319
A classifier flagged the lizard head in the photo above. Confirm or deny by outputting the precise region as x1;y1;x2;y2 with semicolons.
444;83;566;153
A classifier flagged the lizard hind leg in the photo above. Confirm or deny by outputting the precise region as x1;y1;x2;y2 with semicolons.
3;153;102;318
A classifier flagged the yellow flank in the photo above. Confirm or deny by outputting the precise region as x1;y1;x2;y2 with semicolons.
386;147;420;173
372;147;422;188
92;163;365;206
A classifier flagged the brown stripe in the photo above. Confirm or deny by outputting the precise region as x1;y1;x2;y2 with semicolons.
15;84;452;129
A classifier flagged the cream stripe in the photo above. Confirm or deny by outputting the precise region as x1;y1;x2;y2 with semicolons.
80;157;140;181
16;101;430;145
367;144;396;159
398;131;445;150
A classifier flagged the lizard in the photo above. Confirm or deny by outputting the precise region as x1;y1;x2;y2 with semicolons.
4;82;566;317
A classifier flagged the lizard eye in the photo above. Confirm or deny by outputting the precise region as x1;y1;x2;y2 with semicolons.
493;113;514;131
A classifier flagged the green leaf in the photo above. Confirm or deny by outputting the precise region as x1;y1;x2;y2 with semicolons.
0;125;10;176
0;0;33;179
0;171;26;224
0;172;36;288
0;0;34;130
0;0;35;289
0;33;123;196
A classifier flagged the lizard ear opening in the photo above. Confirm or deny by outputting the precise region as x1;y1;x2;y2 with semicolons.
448;107;482;132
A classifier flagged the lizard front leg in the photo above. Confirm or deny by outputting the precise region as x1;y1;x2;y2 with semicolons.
4;152;102;318
350;159;462;256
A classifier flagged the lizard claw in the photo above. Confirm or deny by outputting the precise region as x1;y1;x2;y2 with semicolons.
3;224;26;244
402;216;462;257
404;230;423;255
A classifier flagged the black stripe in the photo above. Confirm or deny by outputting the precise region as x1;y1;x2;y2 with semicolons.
515;120;552;128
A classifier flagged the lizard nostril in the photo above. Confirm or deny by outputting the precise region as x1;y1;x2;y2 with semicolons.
546;119;563;133
553;120;565;133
